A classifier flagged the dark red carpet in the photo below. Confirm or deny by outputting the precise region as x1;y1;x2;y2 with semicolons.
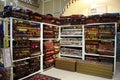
25;74;61;80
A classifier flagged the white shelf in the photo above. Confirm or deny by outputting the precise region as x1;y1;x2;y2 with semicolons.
99;39;115;41
30;55;41;59
18;70;41;80
61;35;82;37
98;49;114;53
85;53;115;58
29;38;41;40
62;29;82;30
117;32;120;34
12;17;41;24
0;18;4;21
42;22;58;26
43;38;59;40
85;22;116;26
13;37;41;40
85;39;98;41
30;52;41;56
13;53;41;62
59;25;84;60
85;39;115;41
60;45;82;47
85;22;117;74
60;54;82;58
60;24;82;27
13;57;30;62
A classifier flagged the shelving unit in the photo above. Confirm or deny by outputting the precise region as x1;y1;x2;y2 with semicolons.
1;17;60;79
84;22;117;74
8;18;42;80
59;25;84;60
0;18;4;68
0;18;4;48
117;21;120;62
42;23;60;69
1;16;118;79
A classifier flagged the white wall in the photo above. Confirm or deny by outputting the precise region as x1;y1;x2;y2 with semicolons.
0;1;5;11
0;0;39;12
40;0;70;17
63;0;120;16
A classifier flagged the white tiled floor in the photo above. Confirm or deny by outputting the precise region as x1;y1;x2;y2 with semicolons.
41;62;120;80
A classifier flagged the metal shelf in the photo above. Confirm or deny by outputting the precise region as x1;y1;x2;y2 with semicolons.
60;45;82;47
85;22;117;74
99;39;115;41
43;38;59;40
12;17;41;24
85;22;117;26
42;22;58;26
8;18;42;80
61;35;82;37
29;38;41;40
30;52;41;56
30;55;41;59
85;39;115;41
59;25;84;60
12;54;41;63
60;24;82;27
13;57;30;62
85;53;115;58
62;29;82;30
98;49;114;53
60;54;82;58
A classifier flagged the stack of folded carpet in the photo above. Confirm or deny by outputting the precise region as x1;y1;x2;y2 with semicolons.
55;58;76;72
55;58;113;79
76;60;113;79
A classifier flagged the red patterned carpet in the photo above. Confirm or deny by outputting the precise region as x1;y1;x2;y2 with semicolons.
25;74;61;80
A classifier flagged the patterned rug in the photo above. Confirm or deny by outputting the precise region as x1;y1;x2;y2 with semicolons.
25;74;61;80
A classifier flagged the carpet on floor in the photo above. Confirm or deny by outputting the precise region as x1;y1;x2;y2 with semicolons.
24;74;61;80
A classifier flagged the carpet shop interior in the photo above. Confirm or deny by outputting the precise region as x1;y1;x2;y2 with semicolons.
0;0;120;80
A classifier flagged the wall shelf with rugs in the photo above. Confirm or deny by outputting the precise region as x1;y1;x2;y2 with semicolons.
42;23;60;69
59;25;85;60
84;22;117;74
117;21;120;62
8;18;42;80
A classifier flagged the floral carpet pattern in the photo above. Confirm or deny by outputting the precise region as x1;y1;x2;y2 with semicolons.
25;74;61;80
